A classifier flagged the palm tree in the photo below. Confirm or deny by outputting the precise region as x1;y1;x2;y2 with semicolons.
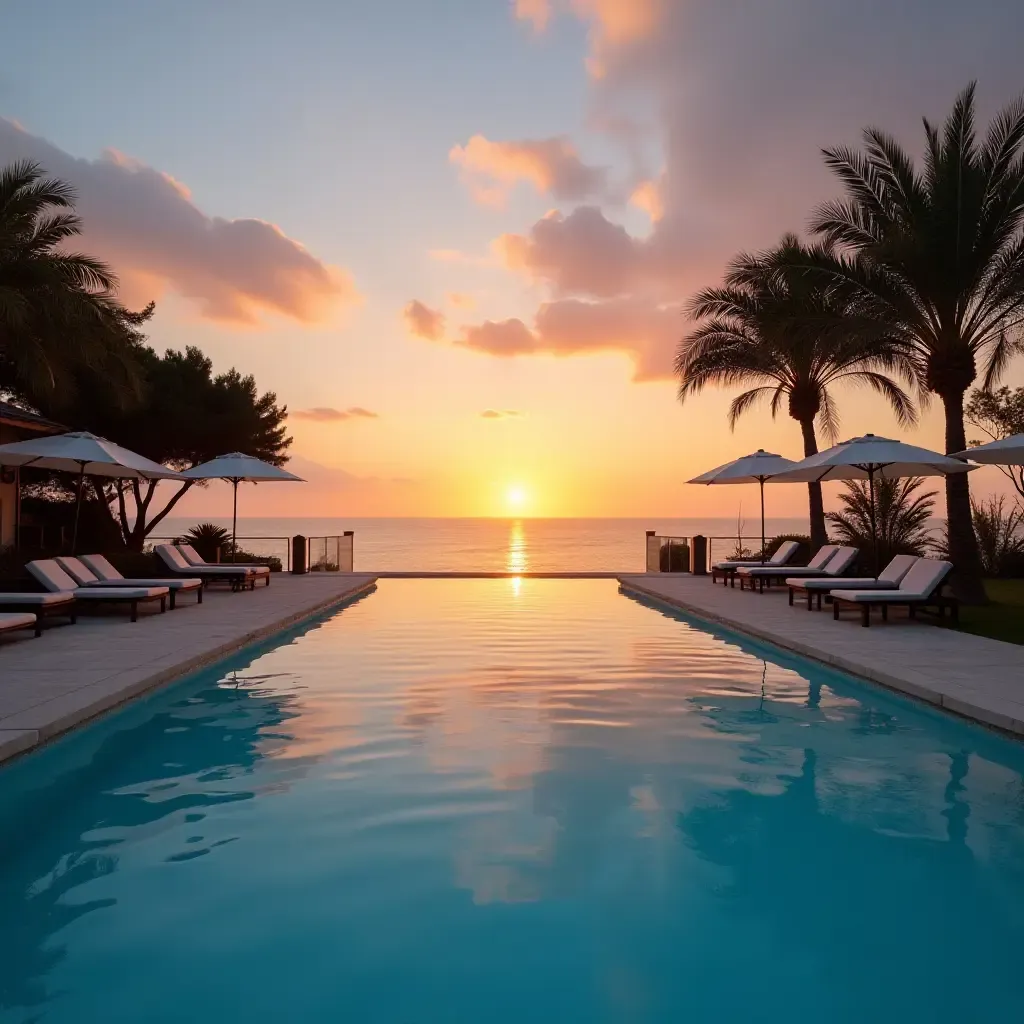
677;236;917;547
806;83;1024;602
0;159;142;407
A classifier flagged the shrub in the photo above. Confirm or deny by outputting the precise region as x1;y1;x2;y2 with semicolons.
970;495;1024;578
827;477;936;572
181;523;232;562
754;533;812;564
659;541;690;572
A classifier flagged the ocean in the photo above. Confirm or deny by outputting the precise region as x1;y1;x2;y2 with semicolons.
157;517;811;573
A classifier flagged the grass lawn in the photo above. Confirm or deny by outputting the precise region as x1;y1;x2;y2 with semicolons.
949;579;1024;646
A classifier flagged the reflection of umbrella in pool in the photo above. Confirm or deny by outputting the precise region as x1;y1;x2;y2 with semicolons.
183;453;303;561
0;431;183;552
688;449;799;563
770;434;975;572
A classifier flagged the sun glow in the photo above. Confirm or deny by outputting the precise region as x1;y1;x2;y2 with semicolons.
506;485;527;510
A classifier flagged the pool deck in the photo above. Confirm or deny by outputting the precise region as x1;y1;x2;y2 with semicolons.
619;574;1024;737
0;573;377;764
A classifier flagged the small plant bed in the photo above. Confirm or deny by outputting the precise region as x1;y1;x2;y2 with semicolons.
946;580;1024;646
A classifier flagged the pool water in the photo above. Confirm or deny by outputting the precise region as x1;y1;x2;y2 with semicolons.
1;579;1023;1023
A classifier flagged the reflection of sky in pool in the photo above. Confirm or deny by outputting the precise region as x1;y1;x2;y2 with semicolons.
1;579;1022;1023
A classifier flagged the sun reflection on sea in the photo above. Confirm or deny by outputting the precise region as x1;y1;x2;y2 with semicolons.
506;519;528;576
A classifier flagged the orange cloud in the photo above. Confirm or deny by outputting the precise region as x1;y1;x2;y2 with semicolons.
452;297;678;381
571;0;662;75
0;119;359;326
480;409;523;419
447;291;476;309
449;134;607;205
630;178;664;221
291;407;378;422
403;300;446;341
514;0;552;32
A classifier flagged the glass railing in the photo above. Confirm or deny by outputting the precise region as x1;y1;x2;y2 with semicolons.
646;534;776;573
307;533;353;572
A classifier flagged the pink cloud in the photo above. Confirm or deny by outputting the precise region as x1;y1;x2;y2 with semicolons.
480;409;523;419
447;291;476;309
454;297;678;381
450;134;607;205
291;407;378;422
402;300;446;341
0;119;359;326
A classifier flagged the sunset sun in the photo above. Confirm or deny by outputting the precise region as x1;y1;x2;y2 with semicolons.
506;485;528;511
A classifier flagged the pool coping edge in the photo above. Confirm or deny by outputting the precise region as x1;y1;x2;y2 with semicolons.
617;576;1024;739
0;577;378;766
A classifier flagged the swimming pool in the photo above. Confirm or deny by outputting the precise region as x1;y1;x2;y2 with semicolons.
1;579;1022;1023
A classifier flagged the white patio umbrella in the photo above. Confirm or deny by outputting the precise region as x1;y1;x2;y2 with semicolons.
688;449;800;562
182;453;303;561
951;433;1024;463
0;431;184;552
770;433;975;570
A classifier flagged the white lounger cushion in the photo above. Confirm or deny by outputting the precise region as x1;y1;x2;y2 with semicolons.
27;560;167;599
831;559;953;603
0;612;36;631
74;586;169;600
738;545;840;577
713;540;799;570
178;544;270;574
789;554;919;591
157;545;252;575
70;555;202;590
0;592;74;606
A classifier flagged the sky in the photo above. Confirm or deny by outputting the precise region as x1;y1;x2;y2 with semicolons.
2;0;1024;519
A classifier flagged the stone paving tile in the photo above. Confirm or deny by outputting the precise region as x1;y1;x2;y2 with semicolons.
0;574;376;762
619;574;1023;737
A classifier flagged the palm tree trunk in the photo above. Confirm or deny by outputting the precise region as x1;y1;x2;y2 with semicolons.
941;391;988;604
799;418;827;549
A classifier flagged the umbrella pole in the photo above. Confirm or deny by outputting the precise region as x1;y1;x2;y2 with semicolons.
868;468;878;576
231;478;238;563
759;477;766;564
71;464;86;555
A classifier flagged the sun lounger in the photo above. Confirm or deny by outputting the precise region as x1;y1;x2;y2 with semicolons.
156;545;255;591
787;554;919;610
711;540;799;586
27;560;168;622
176;544;271;586
830;558;956;627
0;590;78;626
58;556;203;610
738;545;849;592
0;612;39;639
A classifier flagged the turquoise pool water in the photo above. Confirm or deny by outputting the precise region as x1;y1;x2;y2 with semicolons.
1;579;1023;1023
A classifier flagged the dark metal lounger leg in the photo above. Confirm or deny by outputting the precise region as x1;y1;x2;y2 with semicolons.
788;588;794;606
806;590;813;611
833;601;840;620
198;587;203;604
131;600;138;623
862;604;870;627
169;591;176;611
881;604;887;622
160;595;167;613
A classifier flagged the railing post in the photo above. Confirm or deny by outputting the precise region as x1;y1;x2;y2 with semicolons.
691;535;708;575
291;535;308;575
645;531;659;573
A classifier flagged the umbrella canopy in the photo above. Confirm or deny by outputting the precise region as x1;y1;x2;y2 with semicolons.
770;434;974;571
182;453;303;561
688;449;800;562
0;431;184;552
769;434;975;484
0;430;183;479
951;433;1024;465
